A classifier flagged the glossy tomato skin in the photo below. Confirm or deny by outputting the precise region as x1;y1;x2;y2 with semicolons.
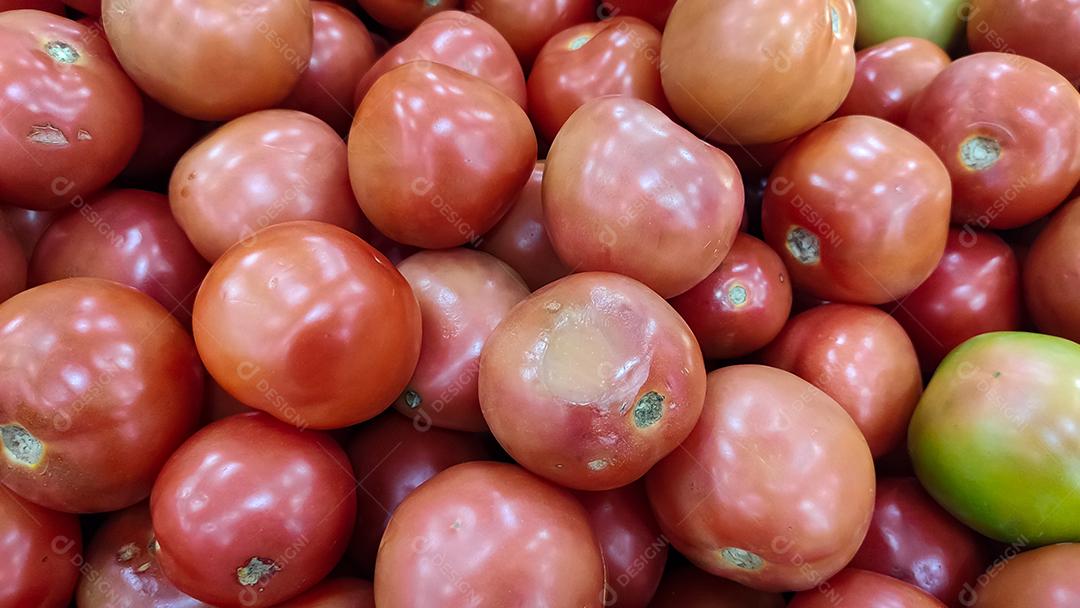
661;0;856;145
0;10;142;210
0;278;202;513
968;543;1080;607
646;365;875;591
349;63;536;249
193;221;421;429
464;0;594;67
1024;197;1080;342
909;332;1080;544
480;272;706;490
356;0;458;31
854;0;967;49
0;215;27;303
601;0;676;30
762;115;951;304
649;563;785;608
479;161;571;290
544;97;743;298
29;189;209;322
374;461;605;607
271;578;375;608
670;233;792;360
761;303;922;457
170;109;361;262
850;477;992;607
528;17;670;143
120;95;208;186
836;37;950;125
892;227;1021;373
104;0;312;120
392;249;530;432
346;412;492;576
281;2;377;135
76;503;211;608
967;0;1080;86
0;487;81;608
1;206;56;257
906;53;1080;229
789;568;947;607
352;11;526;109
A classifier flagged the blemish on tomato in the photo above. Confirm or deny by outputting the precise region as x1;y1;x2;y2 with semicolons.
0;424;44;467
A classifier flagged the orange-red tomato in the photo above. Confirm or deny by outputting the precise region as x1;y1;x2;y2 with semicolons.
464;0;594;67
1024;196;1080;342
789;569;947;607
968;543;1080;607
0;488;81;608
266;578;374;608
967;0;1080;87
836;36;950;124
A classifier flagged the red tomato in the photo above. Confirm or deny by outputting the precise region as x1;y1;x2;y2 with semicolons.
346;412;492;575
906;52;1080;229
0;214;27;303
1024;196;1080;342
835;36;950;125
151;413;356;607
760;303;923;457
646;365;875;591
193;221;421;429
649;563;786;608
0;278;202;513
0;487;81;608
967;543;1080;607
789;568;947;607
892;227;1021;373
480;272;706;490
103;0;312;120
0;10;142;210
661;0;856;145
271;578;375;608
543;97;743;298
464;0;594;67
528;16;670;143
349;63;536;248
281;2;378;135
600;0;676;30
670;233;792;360
762;115;951;304
1;206;57;257
356;0;458;31
170;109;361;262
29;189;209;323
576;483;667;608
374;461;606;607
967;0;1080;87
120;95;209;186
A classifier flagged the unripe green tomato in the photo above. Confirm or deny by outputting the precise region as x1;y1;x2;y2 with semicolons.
854;0;967;49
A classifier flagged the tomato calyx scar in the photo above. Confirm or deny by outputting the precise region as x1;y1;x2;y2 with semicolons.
237;556;280;586
719;546;764;570
45;40;79;64
0;424;44;467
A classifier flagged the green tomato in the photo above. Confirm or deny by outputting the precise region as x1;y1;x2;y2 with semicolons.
854;0;967;49
908;332;1080;545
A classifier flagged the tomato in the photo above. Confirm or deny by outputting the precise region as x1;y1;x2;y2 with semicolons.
966;0;1080;86
0;10;142;210
480;272;706;490
908;332;1080;544
1024;196;1080;343
906;53;1080;229
0;487;81;608
193;221;421;430
29;189;209;322
464;0;594;67
661;0;856;145
646;365;875;591
349;63;536;249
120;95;208;186
103;0;312;120
967;543;1080;607
151;413;355;607
849;477;993;606
650;563;785;607
892;227;1021;373
601;0;676;30
356;0;457;32
762;115;951;304
271;578;375;608
1;206;56;257
0;215;26;303
789;568;947;607
527;16;670;143
835;37;950;125
543;97;743;298
761;303;922;457
392;249;529;432
0;278;202;512
374;461;605;607
576;483;667;608
670;233;792;360
346;412;491;575
853;0;967;49
170;109;361;262
281;2;378;135
479;161;571;290
352;11;526;110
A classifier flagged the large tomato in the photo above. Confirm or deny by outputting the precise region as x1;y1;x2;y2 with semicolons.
374;461;605;607
480;272;706;490
967;0;1080;86
646;365;875;591
909;332;1080;544
0;10;142;210
762;115;951;304
0;278;202;513
853;0;967;49
835;36;950;125
193;221;421;429
464;0;594;67
789;568;947;607
1024;196;1080;343
0;487;81;608
661;0;856;145
650;563;785;607
543;97;743;298
968;543;1080;607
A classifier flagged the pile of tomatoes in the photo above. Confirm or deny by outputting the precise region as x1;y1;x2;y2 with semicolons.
1;0;1079;606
